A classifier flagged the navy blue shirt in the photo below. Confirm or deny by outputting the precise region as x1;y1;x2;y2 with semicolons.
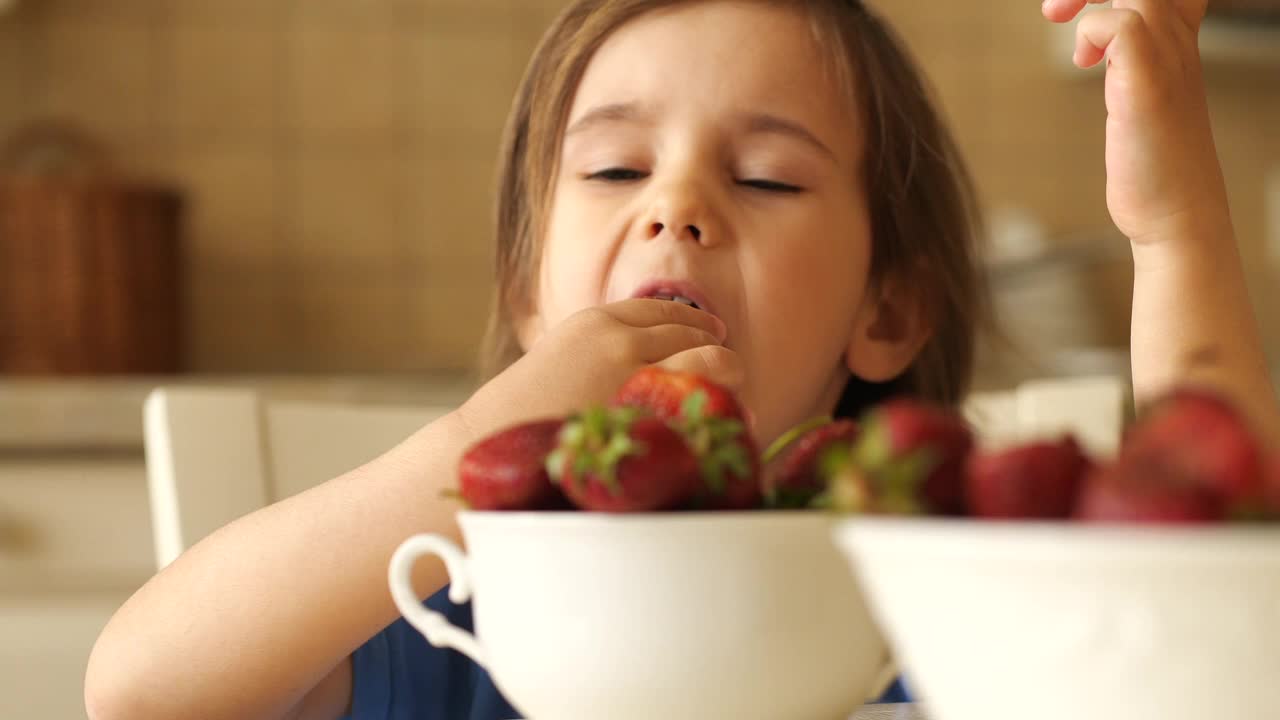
343;584;912;719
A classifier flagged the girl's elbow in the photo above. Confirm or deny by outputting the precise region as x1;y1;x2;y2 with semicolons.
84;634;149;720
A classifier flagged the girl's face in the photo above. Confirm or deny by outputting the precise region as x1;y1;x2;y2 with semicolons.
524;1;903;443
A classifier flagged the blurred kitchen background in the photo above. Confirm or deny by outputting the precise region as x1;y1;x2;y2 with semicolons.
0;1;1277;718
0;0;1278;381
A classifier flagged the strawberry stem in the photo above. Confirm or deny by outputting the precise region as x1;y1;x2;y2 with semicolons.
549;406;644;495
762;415;833;465
438;488;470;509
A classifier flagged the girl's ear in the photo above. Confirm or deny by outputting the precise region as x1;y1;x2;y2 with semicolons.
845;274;933;382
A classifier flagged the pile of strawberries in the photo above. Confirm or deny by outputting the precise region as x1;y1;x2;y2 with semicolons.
453;366;1280;523
456;367;761;513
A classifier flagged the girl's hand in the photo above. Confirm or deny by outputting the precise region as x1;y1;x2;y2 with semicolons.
1043;0;1230;248
459;299;743;437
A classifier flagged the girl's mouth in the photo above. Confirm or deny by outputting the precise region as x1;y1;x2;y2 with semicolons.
643;293;700;310
629;280;715;319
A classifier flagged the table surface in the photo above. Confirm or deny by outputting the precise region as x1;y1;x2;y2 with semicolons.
852;704;927;720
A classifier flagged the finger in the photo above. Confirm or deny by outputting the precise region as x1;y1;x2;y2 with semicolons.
1115;0;1208;30
600;298;727;341
1041;0;1108;24
657;345;745;389
1175;0;1208;29
1074;8;1156;69
635;324;725;364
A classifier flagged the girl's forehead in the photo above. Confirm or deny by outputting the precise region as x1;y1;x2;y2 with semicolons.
566;1;859;156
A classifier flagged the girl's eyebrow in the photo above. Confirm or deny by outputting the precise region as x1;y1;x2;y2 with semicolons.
565;102;836;163
565;102;653;137
743;113;836;162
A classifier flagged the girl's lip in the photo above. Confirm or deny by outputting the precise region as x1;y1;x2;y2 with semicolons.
629;279;718;320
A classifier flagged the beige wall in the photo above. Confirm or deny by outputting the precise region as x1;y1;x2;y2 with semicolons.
0;0;565;373
1;0;1276;375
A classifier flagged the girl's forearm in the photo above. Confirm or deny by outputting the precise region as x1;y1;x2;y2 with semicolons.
1129;217;1280;443
85;411;474;720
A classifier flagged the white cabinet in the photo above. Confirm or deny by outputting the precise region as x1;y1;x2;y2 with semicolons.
0;461;151;720
0;593;129;720
0;374;471;720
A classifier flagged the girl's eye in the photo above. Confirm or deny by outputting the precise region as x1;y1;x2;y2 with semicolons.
739;178;803;193
585;168;648;182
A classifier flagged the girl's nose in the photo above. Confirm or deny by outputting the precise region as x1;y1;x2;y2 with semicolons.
647;221;702;243
643;180;716;246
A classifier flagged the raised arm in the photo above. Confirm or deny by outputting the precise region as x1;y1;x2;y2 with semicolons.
1043;0;1280;441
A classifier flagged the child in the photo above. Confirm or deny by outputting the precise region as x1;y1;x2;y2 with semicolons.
85;1;1279;719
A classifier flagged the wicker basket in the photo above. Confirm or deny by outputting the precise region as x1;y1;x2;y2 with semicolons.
0;123;184;374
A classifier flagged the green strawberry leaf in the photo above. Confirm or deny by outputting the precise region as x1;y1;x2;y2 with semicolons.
826;464;872;514
545;448;567;482
818;442;854;480
721;444;751;479
696;438;751;494
708;418;745;443
598;433;639;492
877;449;934;514
767;485;818;510
852;417;891;469
682;390;708;422
572;453;593;483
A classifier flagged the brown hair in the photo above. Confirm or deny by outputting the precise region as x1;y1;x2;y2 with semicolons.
480;0;987;415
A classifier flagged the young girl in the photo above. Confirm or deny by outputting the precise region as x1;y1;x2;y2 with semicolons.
86;0;1279;718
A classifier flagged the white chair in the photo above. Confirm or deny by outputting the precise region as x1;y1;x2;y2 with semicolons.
964;374;1130;458
142;375;1128;571
143;387;450;570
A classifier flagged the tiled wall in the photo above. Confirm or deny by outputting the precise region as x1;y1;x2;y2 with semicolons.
0;0;1276;375
879;0;1280;377
0;0;565;373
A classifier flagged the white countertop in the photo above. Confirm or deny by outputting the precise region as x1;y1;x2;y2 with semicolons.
0;373;475;451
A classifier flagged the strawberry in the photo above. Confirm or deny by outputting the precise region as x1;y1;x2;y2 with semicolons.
1263;453;1280;519
547;406;701;513
613;366;746;423
966;436;1091;519
613;367;760;509
688;430;762;510
456;419;567;511
762;419;859;509
1075;459;1222;524
819;399;973;515
1117;388;1265;517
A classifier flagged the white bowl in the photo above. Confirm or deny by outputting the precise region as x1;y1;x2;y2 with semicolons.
833;517;1280;720
390;511;894;720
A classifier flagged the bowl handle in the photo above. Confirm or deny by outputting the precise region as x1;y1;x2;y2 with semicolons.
388;534;487;667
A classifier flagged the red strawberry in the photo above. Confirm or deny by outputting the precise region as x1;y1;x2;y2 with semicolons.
457;419;567;511
613;367;760;509
613;366;746;422
763;419;859;509
688;431;762;510
547;406;701;513
821;399;973;515
1118;388;1265;516
966;436;1091;519
1075;459;1222;524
